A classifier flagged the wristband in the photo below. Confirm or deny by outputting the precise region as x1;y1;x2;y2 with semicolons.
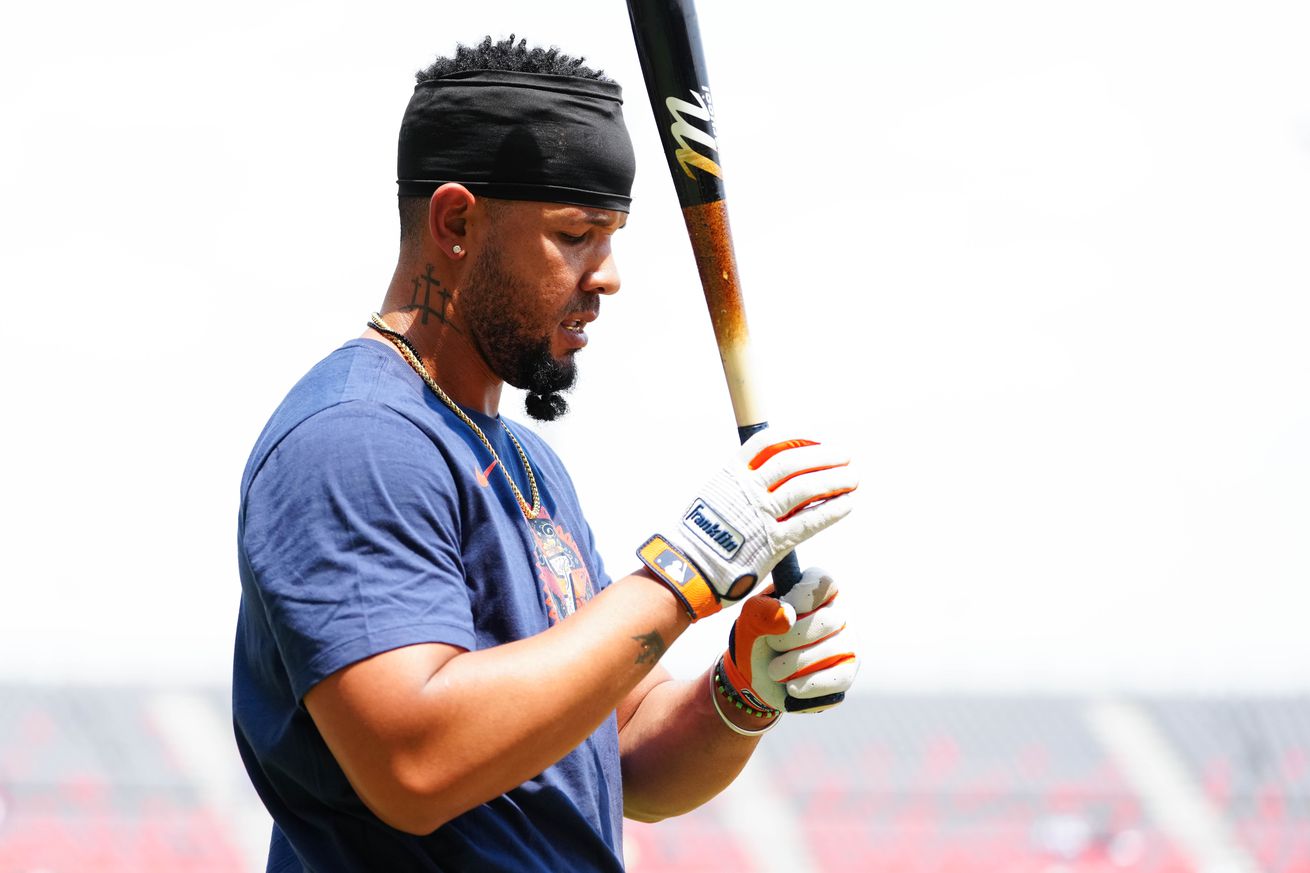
710;656;781;736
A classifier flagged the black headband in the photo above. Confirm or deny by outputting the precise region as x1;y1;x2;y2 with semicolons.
397;69;636;212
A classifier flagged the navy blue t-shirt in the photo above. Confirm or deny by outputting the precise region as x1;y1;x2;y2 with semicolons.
233;339;624;872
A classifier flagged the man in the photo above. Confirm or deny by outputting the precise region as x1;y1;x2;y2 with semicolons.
234;36;860;872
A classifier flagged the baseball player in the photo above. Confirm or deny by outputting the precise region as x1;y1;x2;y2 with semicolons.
234;36;860;871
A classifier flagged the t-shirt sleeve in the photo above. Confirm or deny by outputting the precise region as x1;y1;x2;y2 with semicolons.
241;401;474;701
577;515;612;592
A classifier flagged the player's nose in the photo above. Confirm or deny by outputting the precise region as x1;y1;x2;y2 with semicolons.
582;247;620;296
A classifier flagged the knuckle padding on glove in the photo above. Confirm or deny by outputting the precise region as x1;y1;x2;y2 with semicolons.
770;614;846;652
795;591;839;618
786;658;859;698
772;650;857;684
753;443;848;487
767;461;851;494
767;632;854;681
780;572;836;613
745;437;820;470
777;488;858;522
768;466;859;521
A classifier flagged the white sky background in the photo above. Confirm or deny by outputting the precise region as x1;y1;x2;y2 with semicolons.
1;0;1307;694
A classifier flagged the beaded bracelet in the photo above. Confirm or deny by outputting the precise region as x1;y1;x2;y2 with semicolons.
710;656;781;736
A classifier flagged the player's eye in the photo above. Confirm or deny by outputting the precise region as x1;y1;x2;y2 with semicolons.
559;231;588;244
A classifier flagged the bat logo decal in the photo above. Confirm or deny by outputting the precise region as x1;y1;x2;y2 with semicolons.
665;89;722;179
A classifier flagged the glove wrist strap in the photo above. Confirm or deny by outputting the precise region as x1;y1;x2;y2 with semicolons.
638;535;722;621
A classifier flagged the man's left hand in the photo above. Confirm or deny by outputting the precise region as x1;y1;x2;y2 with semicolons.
719;568;859;715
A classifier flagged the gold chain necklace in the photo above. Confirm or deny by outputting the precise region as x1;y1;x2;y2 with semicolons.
368;313;542;519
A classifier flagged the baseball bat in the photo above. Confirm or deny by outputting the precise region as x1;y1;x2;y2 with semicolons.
627;0;842;711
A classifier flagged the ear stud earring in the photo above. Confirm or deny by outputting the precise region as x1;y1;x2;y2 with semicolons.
452;245;463;254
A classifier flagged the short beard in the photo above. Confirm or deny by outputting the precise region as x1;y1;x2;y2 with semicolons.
461;246;577;422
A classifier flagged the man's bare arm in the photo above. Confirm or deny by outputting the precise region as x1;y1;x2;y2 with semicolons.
304;568;689;835
616;664;771;822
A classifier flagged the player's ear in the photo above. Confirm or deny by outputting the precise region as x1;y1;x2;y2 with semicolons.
429;183;474;260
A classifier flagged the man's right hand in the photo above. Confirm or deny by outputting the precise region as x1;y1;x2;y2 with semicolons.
637;429;858;621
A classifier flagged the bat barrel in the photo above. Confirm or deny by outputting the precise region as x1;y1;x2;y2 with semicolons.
627;0;726;209
684;201;763;428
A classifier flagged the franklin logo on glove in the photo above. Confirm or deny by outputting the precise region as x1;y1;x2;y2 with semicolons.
639;429;857;621
683;500;742;557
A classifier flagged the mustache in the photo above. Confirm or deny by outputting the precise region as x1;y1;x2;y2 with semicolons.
564;297;601;319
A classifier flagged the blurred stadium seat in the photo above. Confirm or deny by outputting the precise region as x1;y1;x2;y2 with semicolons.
1146;698;1310;873
1;686;1305;872
752;697;1192;872
0;685;248;872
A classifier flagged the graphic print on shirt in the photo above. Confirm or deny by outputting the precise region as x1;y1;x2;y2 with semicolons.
528;508;596;624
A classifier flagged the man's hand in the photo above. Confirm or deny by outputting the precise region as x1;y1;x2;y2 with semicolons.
638;430;857;621
719;568;858;715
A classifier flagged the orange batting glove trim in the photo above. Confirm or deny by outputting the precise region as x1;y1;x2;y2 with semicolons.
638;535;721;621
746;438;820;471
721;649;751;692
766;461;852;493
776;486;859;522
780;652;858;683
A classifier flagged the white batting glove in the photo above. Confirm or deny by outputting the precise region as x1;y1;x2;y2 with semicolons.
638;430;857;621
719;568;858;715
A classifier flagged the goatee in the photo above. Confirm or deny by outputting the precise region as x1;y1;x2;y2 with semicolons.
517;336;574;423
461;246;578;422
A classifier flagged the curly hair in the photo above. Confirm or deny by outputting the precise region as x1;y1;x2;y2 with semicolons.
415;34;610;83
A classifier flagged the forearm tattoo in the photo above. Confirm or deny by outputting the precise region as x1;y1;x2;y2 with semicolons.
632;630;666;665
401;264;458;331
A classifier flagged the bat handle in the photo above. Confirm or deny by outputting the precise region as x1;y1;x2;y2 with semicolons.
736;422;845;713
737;421;804;597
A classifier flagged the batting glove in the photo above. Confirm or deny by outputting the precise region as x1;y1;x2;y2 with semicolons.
719;568;858;715
638;430;857;621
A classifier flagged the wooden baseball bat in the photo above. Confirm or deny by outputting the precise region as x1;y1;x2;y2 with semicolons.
627;0;842;711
